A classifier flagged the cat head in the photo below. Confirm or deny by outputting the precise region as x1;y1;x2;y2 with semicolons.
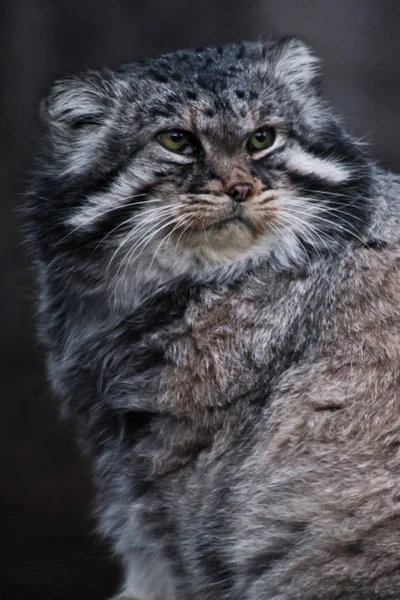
27;38;372;302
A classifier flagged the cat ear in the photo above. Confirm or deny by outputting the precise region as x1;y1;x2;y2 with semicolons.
40;70;127;176
42;72;110;130
271;37;321;90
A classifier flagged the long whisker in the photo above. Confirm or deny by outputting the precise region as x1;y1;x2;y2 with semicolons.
200;213;213;256
132;214;186;261
276;213;325;262
92;204;176;255
46;197;160;270
123;207;180;254
281;210;337;250
282;200;365;229
301;187;369;201
297;210;366;245
315;205;366;223
278;196;366;245
106;207;178;273
118;214;185;283
270;217;314;269
174;214;197;250
149;215;189;270
277;211;335;258
59;194;150;241
119;213;184;272
301;188;372;211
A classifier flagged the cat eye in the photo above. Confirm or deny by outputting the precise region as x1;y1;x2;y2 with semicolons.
157;130;195;155
247;127;276;153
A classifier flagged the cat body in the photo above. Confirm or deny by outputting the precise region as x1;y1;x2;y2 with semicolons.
23;39;400;599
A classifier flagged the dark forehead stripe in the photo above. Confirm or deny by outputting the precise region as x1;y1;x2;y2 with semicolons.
204;108;216;118
236;43;246;59
146;68;170;84
170;72;183;82
235;89;246;99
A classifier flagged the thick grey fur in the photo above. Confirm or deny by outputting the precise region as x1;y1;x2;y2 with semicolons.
23;38;400;599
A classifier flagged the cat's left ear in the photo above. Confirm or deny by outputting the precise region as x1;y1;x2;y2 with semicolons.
271;37;321;90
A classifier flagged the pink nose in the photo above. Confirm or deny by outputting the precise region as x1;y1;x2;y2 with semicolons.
228;183;254;202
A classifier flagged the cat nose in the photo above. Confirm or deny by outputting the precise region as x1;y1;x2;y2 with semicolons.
228;183;254;202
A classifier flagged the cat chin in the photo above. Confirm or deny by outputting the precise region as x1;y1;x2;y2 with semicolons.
174;219;267;259
108;219;308;310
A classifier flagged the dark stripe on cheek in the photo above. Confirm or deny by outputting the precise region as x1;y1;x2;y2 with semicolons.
287;171;341;192
69;186;154;247
291;122;369;172
286;170;371;237
46;144;141;213
71;155;141;205
77;167;123;200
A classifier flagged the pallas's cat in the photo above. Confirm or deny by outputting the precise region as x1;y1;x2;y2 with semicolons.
23;38;400;599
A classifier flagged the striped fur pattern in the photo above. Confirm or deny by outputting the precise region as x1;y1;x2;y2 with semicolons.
23;38;400;599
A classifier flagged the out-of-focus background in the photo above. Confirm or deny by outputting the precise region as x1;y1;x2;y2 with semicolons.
2;1;400;598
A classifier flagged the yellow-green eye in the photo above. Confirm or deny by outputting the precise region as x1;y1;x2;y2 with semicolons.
248;127;276;152
158;130;191;153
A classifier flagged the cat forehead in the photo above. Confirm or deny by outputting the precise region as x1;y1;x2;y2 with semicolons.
135;43;273;96
151;45;261;75
120;47;277;126
142;68;266;128
117;39;319;122
133;78;265;137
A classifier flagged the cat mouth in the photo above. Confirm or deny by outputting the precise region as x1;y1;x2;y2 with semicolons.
204;213;259;235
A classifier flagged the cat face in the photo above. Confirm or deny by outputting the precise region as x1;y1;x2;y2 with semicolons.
30;39;371;298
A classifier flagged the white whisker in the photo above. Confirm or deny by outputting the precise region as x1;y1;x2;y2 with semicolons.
277;211;334;258
270;217;314;269
117;217;185;284
93;204;177;255
149;215;189;270
303;211;366;246
174;214;197;250
118;214;186;285
132;214;185;260
63;193;149;233
105;206;178;273
276;213;324;261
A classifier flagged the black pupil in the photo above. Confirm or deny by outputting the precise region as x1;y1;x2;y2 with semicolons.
255;130;267;142
171;132;184;143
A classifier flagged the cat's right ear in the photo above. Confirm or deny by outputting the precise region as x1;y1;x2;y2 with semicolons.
40;71;127;176
41;71;114;129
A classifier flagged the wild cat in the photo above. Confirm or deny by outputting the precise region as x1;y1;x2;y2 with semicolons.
23;38;400;599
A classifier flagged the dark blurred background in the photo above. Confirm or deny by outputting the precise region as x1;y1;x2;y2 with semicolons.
2;1;400;598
